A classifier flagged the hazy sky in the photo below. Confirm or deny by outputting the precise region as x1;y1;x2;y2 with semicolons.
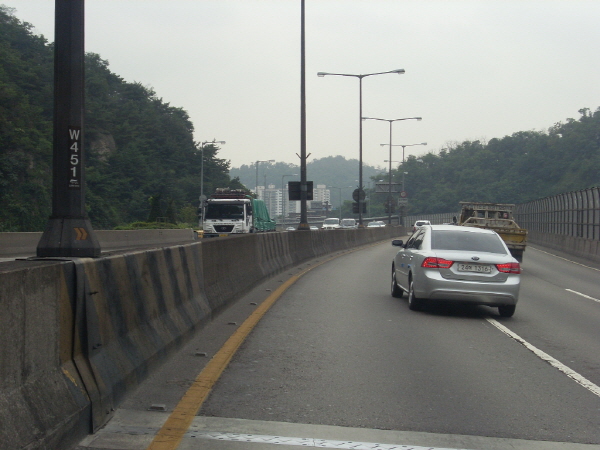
3;1;600;170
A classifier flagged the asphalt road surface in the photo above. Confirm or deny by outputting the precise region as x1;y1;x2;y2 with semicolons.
77;241;600;450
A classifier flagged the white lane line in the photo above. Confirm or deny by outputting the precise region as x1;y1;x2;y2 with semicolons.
565;289;600;303
184;430;473;450
530;247;600;272
487;318;600;398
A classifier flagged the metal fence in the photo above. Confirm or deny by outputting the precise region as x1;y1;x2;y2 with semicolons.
403;187;600;242
514;187;600;241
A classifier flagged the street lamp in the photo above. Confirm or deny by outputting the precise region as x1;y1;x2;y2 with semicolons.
364;117;422;224
317;69;405;227
199;140;225;226
328;186;352;220
281;173;298;224
255;160;275;196
381;142;428;163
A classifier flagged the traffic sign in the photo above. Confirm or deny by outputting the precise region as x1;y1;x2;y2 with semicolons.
352;188;366;202
375;183;401;193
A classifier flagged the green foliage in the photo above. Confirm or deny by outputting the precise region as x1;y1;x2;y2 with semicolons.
178;204;199;227
0;7;234;230
147;195;163;222
0;6;53;231
370;108;600;216
2;7;599;228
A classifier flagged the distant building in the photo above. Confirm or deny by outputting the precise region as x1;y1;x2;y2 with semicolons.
256;185;282;218
273;184;332;222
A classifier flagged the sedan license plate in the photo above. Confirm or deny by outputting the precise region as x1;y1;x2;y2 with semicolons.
457;263;492;274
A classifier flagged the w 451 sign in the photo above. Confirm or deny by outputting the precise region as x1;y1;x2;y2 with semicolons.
68;126;81;189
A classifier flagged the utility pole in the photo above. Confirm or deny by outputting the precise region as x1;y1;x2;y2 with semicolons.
37;0;100;257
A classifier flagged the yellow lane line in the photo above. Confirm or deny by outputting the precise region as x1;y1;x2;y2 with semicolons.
147;273;301;450
146;240;391;450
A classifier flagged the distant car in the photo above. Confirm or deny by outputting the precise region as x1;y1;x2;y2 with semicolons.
391;225;521;317
321;218;341;230
413;220;431;231
340;218;357;229
310;225;319;231
285;226;296;231
367;221;385;228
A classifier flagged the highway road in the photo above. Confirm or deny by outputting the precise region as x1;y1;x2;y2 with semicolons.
77;240;600;450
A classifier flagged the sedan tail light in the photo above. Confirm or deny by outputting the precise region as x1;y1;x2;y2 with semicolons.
496;262;521;274
422;257;454;269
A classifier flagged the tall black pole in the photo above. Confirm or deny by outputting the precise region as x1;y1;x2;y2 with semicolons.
37;0;100;257
358;77;363;227
298;0;309;230
388;121;393;225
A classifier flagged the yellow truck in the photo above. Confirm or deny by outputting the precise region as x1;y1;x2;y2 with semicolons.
458;202;527;262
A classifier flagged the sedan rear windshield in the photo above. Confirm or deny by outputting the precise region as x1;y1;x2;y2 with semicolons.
431;230;507;254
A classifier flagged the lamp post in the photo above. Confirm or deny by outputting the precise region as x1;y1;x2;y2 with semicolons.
381;142;428;163
380;142;427;223
255;160;275;197
281;173;298;224
364;117;422;224
328;186;353;220
317;69;405;227
198;140;225;227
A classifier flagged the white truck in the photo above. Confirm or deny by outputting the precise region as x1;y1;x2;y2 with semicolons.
201;188;276;237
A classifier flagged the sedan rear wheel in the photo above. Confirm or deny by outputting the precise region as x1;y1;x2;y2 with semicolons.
498;305;516;317
391;267;403;298
408;279;422;311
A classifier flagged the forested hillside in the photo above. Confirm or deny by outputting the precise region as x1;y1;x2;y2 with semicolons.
1;6;598;229
383;108;600;215
0;6;235;231
229;155;382;209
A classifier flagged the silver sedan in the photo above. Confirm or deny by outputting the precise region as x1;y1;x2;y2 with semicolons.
391;225;521;317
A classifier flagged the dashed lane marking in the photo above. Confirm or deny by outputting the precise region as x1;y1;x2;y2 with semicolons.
487;318;600;398
565;289;600;303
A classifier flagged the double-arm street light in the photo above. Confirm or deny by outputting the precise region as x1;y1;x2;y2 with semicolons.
281;173;298;223
317;69;405;227
255;160;275;196
382;141;425;226
364;116;422;224
381;142;428;163
199;140;225;226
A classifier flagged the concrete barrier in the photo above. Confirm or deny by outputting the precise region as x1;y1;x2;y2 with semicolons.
0;227;401;450
0;261;90;450
0;229;197;256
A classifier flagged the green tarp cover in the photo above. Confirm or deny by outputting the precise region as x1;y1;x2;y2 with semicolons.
252;199;276;231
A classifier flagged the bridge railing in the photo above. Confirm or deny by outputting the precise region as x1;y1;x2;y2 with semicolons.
514;187;600;241
401;187;600;263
